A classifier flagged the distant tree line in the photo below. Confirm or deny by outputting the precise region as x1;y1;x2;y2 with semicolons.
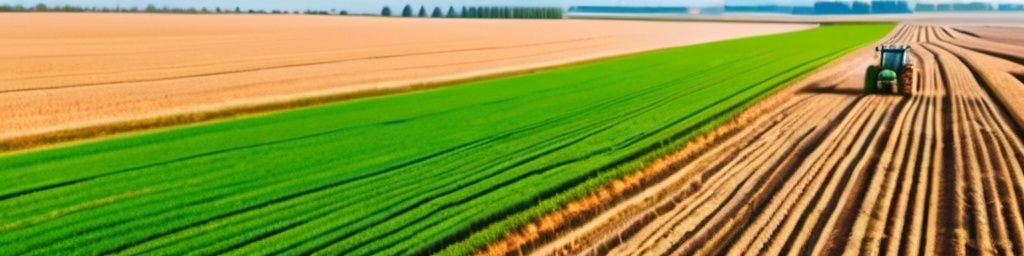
915;2;1023;12
381;5;564;19
0;3;96;12
568;6;691;14
463;6;564;18
722;0;1022;15
0;3;353;15
999;4;1024;11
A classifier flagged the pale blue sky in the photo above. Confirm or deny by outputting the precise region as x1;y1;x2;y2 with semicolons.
0;0;1017;13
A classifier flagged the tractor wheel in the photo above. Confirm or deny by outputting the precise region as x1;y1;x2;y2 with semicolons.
864;65;879;94
900;64;916;96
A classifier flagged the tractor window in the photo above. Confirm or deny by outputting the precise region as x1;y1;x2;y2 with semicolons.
881;52;904;70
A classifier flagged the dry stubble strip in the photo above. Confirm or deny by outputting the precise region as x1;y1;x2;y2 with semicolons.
873;27;934;256
621;136;777;254
733;95;876;254
623;134;779;254
931;42;971;256
928;42;998;255
877;27;928;256
725;95;858;256
867;71;920;256
935;41;1024;136
922;27;970;256
615;124;786;255
809;96;899;256
955;40;1024;255
668;104;826;256
848;27;926;256
588;103;797;256
789;97;894;256
935;37;1024;254
635;93;844;256
971;97;1024;255
925;42;975;256
966;96;1014;256
886;43;935;256
861;30;926;254
905;41;944;256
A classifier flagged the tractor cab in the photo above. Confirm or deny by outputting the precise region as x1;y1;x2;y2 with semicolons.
878;45;912;72
865;44;916;95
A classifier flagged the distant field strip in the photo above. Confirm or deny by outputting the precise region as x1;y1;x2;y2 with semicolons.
0;24;891;255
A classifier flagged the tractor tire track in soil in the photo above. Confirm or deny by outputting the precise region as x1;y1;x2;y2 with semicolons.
481;24;1024;256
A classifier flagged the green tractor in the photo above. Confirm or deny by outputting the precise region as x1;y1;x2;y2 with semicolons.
865;44;916;95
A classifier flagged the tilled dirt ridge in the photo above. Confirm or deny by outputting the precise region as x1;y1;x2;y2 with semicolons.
511;24;1024;256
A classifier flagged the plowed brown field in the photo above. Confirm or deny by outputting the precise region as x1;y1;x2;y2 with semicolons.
954;26;1024;46
487;24;1024;256
0;13;814;151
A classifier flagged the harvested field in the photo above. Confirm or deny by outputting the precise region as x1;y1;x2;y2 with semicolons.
0;13;814;151
508;24;1024;256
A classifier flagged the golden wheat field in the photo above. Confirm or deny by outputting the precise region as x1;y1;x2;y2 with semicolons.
0;13;815;149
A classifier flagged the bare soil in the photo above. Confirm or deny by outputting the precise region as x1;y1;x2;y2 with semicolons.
0;13;814;149
485;24;1024;256
954;26;1024;46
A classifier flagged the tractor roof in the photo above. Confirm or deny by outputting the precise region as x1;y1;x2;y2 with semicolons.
877;44;911;52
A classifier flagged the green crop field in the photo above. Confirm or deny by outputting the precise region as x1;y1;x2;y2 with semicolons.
0;24;892;255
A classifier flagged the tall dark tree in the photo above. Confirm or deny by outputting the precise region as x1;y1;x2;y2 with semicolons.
381;6;391;16
401;4;412;16
145;3;157;12
447;6;457;17
431;6;443;17
418;5;427;17
460;6;467;17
